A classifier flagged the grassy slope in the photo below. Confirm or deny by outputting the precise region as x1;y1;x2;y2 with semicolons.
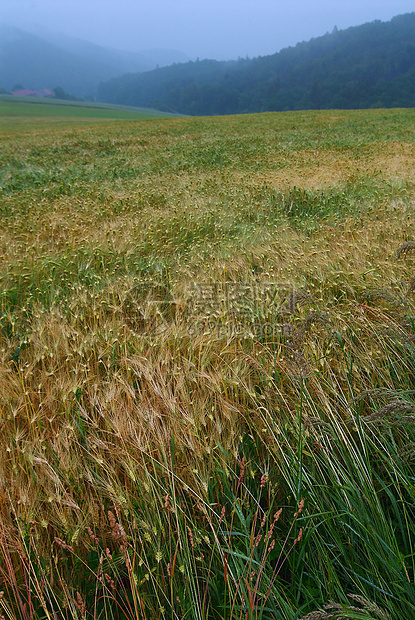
0;108;415;619
0;96;183;132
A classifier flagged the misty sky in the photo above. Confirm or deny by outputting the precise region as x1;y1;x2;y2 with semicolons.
0;0;414;60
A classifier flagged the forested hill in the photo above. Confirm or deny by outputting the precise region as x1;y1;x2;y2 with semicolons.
98;13;415;115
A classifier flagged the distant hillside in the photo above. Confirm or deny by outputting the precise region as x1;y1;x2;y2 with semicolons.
98;13;415;115
0;25;189;98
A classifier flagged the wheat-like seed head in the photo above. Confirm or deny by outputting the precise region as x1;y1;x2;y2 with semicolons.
397;240;415;259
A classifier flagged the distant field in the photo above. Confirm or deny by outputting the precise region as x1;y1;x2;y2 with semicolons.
0;94;182;132
0;107;415;619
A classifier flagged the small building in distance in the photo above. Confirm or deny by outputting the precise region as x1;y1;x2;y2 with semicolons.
11;89;55;97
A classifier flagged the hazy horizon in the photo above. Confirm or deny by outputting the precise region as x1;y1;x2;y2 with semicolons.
0;1;414;60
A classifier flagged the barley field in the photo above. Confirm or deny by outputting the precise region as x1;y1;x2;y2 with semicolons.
1;104;415;619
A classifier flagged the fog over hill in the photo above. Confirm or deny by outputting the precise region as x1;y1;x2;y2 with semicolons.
97;13;415;115
0;24;190;98
2;13;414;110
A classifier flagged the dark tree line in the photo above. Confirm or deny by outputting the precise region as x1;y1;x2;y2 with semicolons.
97;13;415;115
